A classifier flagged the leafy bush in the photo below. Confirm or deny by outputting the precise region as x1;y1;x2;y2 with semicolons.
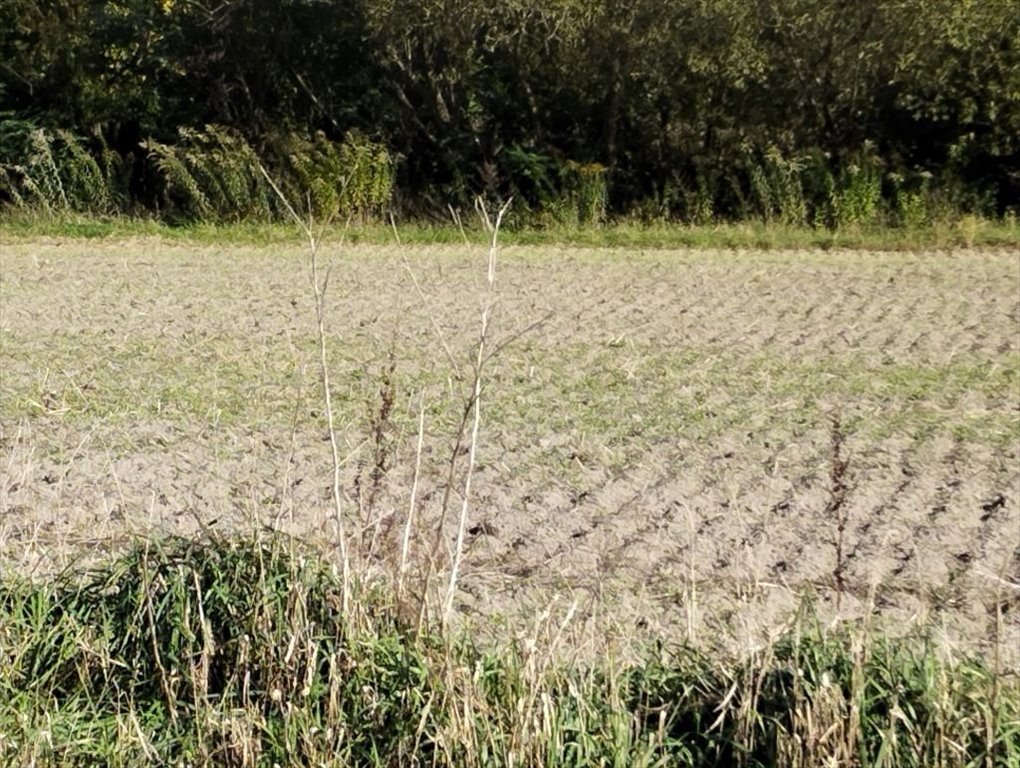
143;125;273;222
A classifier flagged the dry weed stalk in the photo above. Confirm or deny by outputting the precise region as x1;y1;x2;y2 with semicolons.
442;196;512;627
261;163;511;630
258;164;352;614
400;254;461;375
825;412;852;610
681;501;699;643
395;197;551;631
355;357;397;549
448;204;470;244
270;355;308;530
397;395;427;600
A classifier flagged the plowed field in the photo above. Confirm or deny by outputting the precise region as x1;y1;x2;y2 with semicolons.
2;238;1018;663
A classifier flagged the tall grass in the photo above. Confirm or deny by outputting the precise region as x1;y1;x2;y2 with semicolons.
143;125;272;221
140;126;394;223
0;124;393;224
1;534;1016;767
747;146;809;226
0;126;130;215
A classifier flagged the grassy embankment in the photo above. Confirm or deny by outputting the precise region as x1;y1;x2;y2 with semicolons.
2;534;1017;767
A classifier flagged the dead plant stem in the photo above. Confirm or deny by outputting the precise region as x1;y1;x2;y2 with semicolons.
399;396;427;600
442;197;511;627
258;163;352;614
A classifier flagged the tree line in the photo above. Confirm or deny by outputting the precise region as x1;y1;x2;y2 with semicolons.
1;0;1017;224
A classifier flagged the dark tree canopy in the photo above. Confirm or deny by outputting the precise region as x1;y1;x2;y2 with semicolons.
2;0;1017;220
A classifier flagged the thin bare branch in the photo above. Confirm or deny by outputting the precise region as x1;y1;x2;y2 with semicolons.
400;255;462;377
443;197;511;627
399;395;427;599
259;161;352;614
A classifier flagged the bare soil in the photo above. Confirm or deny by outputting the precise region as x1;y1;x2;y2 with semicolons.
2;237;1018;664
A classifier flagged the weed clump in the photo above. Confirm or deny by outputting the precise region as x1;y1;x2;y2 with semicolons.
1;535;437;766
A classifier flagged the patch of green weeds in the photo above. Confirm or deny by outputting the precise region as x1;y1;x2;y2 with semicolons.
1;334;294;427
484;344;1018;460
5;323;1014;466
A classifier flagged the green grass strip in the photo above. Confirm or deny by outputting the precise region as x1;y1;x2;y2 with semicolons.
3;212;1018;251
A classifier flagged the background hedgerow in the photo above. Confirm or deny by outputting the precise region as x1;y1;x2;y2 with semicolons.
1;0;1018;224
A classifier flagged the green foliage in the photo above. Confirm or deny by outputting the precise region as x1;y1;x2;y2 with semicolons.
739;143;894;231
504;144;559;214
276;130;343;220
0;535;437;765
834;145;885;228
747;146;808;226
890;172;936;229
141;127;394;223
143;136;212;219
1;0;1017;222
798;150;838;229
340;133;395;221
0;126;128;215
278;131;395;222
684;173;716;226
501;149;612;227
562;161;608;226
143;125;272;222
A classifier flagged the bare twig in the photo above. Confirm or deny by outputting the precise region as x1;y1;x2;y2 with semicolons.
389;210;402;246
258;162;352;614
398;394;427;600
826;412;852;610
442;196;512;627
485;310;555;364
448;204;470;244
400;255;462;376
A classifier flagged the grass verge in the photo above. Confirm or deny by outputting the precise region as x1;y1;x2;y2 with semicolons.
2;533;1016;767
2;212;1018;250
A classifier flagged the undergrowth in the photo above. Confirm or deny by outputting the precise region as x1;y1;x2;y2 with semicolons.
1;125;393;224
1;534;1016;767
2;124;1017;234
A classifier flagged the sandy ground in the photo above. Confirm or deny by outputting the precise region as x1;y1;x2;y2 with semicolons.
1;237;1018;664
